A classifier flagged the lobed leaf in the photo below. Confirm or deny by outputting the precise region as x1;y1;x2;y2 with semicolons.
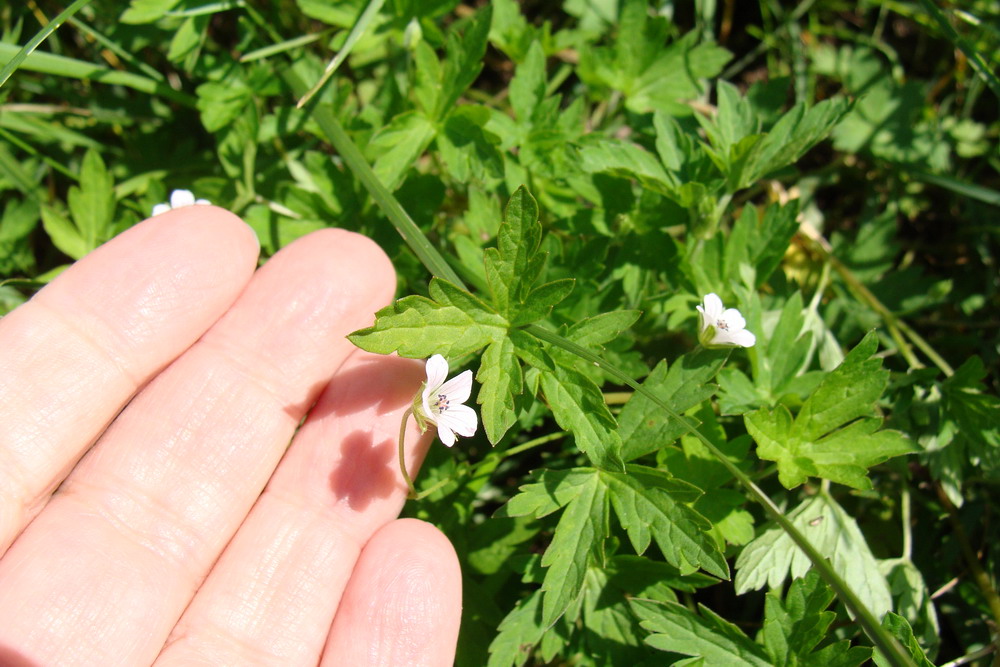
477;337;522;445
348;278;508;358
539;364;624;471
745;331;915;489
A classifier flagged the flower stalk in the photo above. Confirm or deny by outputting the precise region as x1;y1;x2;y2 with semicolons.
398;407;417;500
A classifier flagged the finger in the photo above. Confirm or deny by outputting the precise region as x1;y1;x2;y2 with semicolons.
155;352;435;666
0;207;258;554
322;518;462;667
0;229;395;666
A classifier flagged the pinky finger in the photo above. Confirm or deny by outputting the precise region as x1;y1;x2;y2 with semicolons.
322;518;462;667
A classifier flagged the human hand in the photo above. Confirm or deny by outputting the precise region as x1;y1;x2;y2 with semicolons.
0;208;461;665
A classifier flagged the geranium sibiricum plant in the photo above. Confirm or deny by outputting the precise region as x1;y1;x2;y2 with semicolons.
397;355;478;498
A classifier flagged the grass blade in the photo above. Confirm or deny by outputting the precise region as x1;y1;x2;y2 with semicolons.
917;0;1000;105
0;0;95;90
296;0;386;109
0;43;197;106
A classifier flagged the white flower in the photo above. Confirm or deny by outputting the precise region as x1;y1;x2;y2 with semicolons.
696;293;756;348
151;189;211;216
418;354;478;447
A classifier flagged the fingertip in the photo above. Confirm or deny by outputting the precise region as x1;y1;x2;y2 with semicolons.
323;518;462;667
150;205;260;269
302;228;397;313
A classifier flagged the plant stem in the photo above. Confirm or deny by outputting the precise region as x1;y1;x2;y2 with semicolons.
283;69;465;287
525;323;917;667
934;482;1000;633
799;226;954;377
901;485;912;561
398;408;417;499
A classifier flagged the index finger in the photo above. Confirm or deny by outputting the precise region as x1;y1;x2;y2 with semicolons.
0;208;259;554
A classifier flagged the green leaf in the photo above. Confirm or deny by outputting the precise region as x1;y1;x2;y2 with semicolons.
509;40;546;123
874;613;935;667
633;599;773;666
538;471;608;626
196;79;252;132
436;4;493;119
40;205;87;260
437;105;503;184
745;331;915;489
604;465;729;578
579;138;676;196
511;278;575;327
735;492;894;621
67;148;114;251
120;0;181;24
564;309;642;348
484;185;544;317
477;337;522;445
347;278;508;358
618;349;729;461
761;571;872;666
369;111;437;191
636;570;871;666
539;364;624;470
486;588;544;667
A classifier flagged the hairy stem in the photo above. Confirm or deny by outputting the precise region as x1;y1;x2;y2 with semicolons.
398;408;417;500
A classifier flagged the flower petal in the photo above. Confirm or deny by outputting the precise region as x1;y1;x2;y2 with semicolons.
714;327;756;348
435;404;478;439
151;203;170;217
702;293;724;318
194;198;211;206
437;369;473;404
720;308;747;331
169;189;196;208
730;328;756;347
437;422;457;447
424;354;449;392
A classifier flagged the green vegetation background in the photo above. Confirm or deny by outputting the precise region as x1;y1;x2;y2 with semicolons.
2;1;999;665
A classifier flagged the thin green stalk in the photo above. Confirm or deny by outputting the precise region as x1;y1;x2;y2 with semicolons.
525;323;915;667
398;408;417;499
916;0;1000;105
240;32;328;63
0;42;197;106
800;229;954;377
165;0;245;17
901;485;912;561
0;0;95;90
0;126;76;180
67;16;165;82
282;70;464;285
296;0;386;109
934;482;1000;634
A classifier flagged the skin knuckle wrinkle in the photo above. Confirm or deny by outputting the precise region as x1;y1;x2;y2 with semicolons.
32;297;144;392
263;487;368;557
62;476;211;582
196;335;290;407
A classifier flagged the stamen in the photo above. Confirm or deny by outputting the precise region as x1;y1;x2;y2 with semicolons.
435;393;450;413
717;319;729;331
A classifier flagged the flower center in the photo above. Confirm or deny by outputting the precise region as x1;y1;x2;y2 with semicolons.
716;318;729;331
434;393;450;413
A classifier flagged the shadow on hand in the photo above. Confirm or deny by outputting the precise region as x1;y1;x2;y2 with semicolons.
0;646;39;667
328;432;398;511
313;354;423;511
